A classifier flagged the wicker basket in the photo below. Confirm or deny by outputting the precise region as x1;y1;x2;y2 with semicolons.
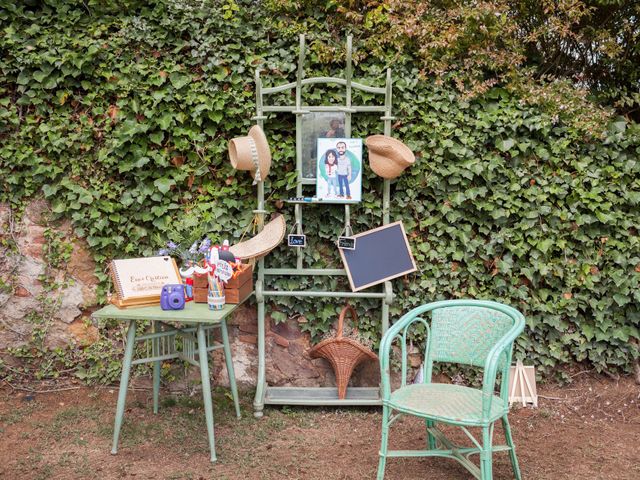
308;305;378;399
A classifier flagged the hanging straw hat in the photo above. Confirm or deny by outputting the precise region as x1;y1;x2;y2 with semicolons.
229;214;286;260
228;125;272;184
365;135;415;179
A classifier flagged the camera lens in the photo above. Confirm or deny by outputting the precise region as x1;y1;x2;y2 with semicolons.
168;291;185;309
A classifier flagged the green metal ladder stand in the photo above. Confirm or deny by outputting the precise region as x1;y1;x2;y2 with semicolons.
251;35;395;417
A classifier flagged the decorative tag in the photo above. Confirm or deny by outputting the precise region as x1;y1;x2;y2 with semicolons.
288;234;306;248
214;260;234;282
338;236;356;250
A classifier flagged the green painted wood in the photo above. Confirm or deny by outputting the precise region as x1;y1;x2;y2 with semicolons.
263;268;346;276
197;324;217;462
263;290;386;299
265;386;381;405
92;302;241;324
220;319;241;419
111;319;137;455
376;300;525;480
252;33;394;414
152;320;161;414
262;78;386;95
95;303;243;462
262;105;386;112
346;35;353;108
284;198;360;204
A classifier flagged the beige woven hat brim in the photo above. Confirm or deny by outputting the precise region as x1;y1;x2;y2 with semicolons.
229;214;285;260
228;125;272;182
365;135;415;179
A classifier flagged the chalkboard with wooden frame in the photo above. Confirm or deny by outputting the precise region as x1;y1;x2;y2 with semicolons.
339;221;417;292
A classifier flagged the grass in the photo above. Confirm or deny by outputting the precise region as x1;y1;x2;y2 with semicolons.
0;400;36;427
2;376;639;480
2;387;378;479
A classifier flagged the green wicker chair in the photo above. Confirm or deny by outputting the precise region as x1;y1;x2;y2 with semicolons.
377;300;525;480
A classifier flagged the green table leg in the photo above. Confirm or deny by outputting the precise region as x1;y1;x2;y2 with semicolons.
197;324;217;462
112;319;137;455
220;319;241;418
152;321;160;414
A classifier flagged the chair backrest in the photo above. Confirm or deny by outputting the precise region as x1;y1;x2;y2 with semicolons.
427;305;515;369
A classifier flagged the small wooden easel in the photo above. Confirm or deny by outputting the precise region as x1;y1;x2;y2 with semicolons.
508;360;538;407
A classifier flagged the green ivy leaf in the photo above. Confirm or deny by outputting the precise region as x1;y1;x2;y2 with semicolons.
169;72;191;89
149;131;164;144
42;184;58;197
154;177;175;194
496;138;516;152
32;70;48;83
157;112;173;130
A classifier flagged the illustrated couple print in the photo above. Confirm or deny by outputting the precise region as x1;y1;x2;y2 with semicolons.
316;137;362;202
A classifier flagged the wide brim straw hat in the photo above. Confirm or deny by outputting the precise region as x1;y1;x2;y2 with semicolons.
365;135;415;179
228;125;272;183
229;214;286;260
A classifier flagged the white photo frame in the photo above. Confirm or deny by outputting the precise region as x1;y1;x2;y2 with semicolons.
316;138;362;202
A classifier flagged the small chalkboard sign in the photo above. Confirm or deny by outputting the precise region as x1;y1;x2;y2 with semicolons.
288;234;306;248
338;236;356;250
339;221;416;292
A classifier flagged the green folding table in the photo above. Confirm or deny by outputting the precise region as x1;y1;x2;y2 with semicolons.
92;302;242;462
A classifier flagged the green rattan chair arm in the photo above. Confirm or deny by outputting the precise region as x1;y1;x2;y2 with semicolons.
480;305;525;419
379;302;441;399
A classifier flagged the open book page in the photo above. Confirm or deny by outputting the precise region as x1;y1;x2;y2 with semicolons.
111;257;181;300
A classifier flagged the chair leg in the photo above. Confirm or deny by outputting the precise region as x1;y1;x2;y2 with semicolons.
426;419;437;449
377;405;390;480
502;417;522;480
480;426;493;480
220;319;241;419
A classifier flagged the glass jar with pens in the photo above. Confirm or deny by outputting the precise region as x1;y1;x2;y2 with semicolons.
207;273;225;310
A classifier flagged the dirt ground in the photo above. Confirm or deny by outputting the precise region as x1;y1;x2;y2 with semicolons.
0;374;638;480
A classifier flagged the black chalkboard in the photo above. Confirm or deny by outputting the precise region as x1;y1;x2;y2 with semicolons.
339;221;417;292
337;236;356;250
288;234;306;247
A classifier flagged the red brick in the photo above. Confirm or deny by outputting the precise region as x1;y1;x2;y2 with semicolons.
239;335;257;345
239;323;258;334
270;332;290;348
14;286;31;297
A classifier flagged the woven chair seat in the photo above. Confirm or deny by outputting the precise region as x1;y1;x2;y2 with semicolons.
389;383;505;426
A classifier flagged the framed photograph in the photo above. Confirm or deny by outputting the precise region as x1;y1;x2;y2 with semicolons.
300;112;346;179
316;138;362;202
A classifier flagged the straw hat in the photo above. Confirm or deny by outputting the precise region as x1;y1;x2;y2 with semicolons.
365;135;415;179
229;214;286;260
229;125;272;184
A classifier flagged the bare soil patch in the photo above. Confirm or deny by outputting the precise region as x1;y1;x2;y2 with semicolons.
0;374;638;479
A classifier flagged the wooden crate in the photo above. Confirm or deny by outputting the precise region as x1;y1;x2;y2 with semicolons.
225;277;253;304
193;273;209;289
226;263;253;289
193;287;208;303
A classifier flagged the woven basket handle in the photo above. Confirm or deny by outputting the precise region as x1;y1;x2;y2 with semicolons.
336;304;358;339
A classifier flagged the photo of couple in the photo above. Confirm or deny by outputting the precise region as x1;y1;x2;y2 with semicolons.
316;138;362;202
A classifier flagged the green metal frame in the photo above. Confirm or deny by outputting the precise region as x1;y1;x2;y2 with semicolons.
376;300;525;480
251;34;394;416
92;303;243;463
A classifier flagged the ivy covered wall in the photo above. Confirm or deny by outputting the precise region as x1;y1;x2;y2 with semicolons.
1;0;639;381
